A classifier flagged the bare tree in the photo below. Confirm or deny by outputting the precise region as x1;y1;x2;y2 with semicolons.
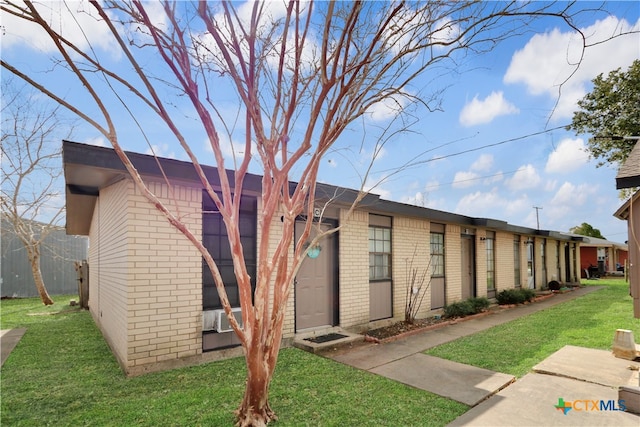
404;246;432;325
1;81;72;305
2;1;635;425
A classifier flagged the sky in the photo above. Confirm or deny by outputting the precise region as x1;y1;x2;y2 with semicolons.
2;1;639;242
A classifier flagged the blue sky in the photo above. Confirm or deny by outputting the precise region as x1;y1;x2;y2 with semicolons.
2;1;639;242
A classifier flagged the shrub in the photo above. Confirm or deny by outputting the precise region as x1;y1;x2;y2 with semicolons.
443;300;474;318
469;296;490;313
520;288;536;302
496;288;536;305
497;289;522;305
444;296;490;318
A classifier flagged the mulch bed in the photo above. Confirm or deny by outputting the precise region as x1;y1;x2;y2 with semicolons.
363;290;568;344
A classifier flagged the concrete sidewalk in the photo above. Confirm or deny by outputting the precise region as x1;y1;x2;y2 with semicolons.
323;286;640;424
450;346;640;426
326;287;600;373
1;328;27;367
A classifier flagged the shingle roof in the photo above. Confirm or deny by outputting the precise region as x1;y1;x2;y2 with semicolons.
616;141;640;189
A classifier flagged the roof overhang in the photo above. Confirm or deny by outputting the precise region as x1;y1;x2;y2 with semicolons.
616;141;640;189
614;189;640;221
62;140;263;235
63;140;591;241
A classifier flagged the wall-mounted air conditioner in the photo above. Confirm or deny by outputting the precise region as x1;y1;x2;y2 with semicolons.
203;308;243;333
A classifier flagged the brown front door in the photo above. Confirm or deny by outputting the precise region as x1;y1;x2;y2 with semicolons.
461;235;476;299
295;221;336;331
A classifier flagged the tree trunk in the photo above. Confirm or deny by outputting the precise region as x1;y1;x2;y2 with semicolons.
235;345;276;427
27;246;54;305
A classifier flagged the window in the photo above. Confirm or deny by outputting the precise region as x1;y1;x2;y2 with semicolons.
514;236;521;287
202;191;257;310
369;225;391;280
430;232;445;277
486;232;495;291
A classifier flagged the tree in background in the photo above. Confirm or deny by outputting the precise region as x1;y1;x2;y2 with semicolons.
569;222;606;240
2;1;635;425
1;82;74;305
568;60;640;167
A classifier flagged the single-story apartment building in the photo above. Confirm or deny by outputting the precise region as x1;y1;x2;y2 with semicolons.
570;234;628;278
63;141;583;375
614;140;640;318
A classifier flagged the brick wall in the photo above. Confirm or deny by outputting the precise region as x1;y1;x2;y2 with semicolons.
89;177;203;375
338;209;369;328
126;180;202;374
495;231;515;291
392;217;430;320
445;224;462;302
89;179;130;367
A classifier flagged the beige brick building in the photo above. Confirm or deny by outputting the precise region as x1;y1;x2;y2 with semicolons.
63;141;583;375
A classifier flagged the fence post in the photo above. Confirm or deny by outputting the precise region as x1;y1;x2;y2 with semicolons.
75;260;89;309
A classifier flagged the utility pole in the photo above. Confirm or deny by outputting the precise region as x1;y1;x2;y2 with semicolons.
533;206;543;230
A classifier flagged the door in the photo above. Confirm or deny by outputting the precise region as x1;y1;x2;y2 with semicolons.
460;235;476;299
565;243;571;282
527;241;535;289
295;221;336;331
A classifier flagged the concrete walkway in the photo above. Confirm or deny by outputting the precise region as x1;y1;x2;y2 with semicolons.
1;328;27;367
451;346;640;426
323;286;640;424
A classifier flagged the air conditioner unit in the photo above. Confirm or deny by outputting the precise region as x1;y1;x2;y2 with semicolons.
203;308;243;333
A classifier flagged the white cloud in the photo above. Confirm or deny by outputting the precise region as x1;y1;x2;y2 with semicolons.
455;189;505;216
424;179;440;192
545;179;558;192
504;16;640;120
402;191;428;207
358;145;387;167
471;154;494;172
363;177;391;199
82;136;106;147
484;171;504;185
366;94;412;122
459;91;519;126
203;137;253;167
506;164;541;191
545;138;590;174
504;194;531;216
547;181;596;222
430;18;462;47
145;143;176;159
2;1;119;55
456;189;533;224
452;171;479;189
194;1;312;73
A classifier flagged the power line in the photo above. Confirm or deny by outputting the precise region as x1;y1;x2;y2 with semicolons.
423;169;520;190
375;123;570;175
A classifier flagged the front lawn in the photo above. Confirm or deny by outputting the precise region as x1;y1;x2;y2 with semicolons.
425;279;640;377
1;296;466;426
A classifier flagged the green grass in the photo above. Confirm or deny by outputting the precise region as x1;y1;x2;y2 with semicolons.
425;279;640;377
1;295;466;426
